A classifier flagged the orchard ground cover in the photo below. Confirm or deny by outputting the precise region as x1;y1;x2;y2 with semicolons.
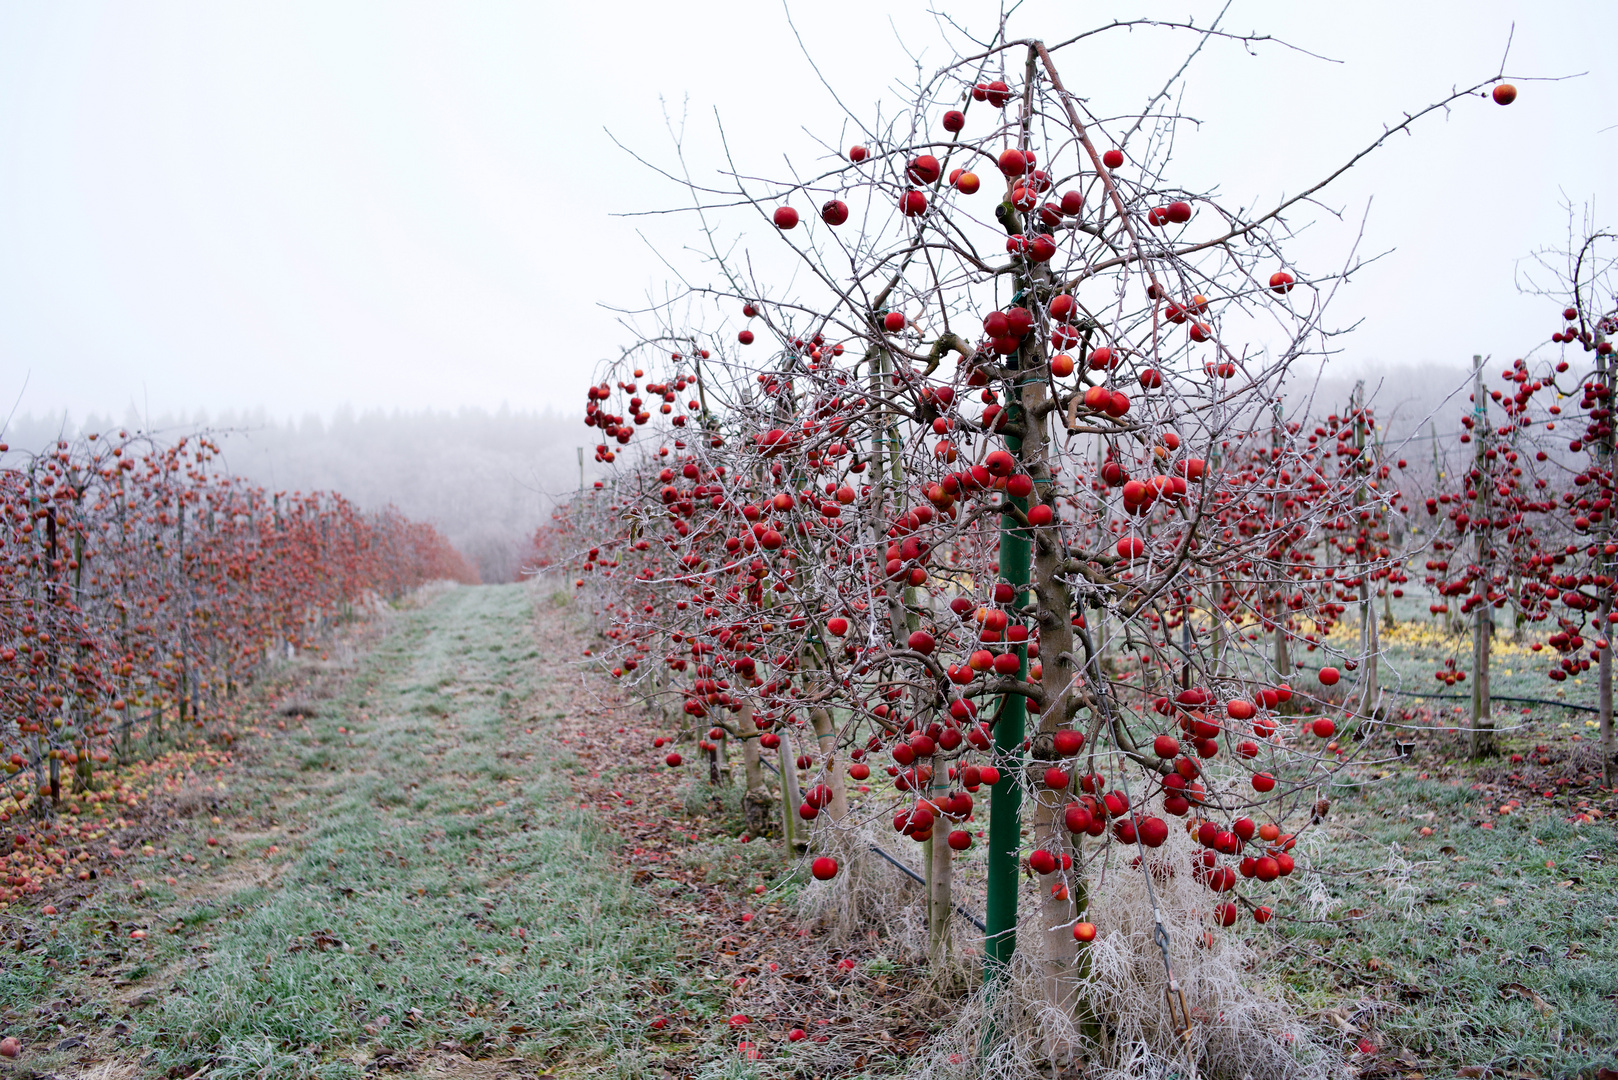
0;583;1612;1080
578;582;1618;1080
1284;591;1615;824
1233;607;1618;1077
0;585;730;1080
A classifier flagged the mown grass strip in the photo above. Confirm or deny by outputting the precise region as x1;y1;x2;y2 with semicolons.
1;585;720;1080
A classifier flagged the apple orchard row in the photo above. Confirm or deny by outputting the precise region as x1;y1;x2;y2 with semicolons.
0;432;476;878
518;59;1599;963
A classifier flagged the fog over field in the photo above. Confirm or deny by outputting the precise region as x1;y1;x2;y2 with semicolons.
0;403;599;583
2;355;1497;582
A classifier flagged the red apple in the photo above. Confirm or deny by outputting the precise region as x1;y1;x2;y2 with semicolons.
1138;816;1169;848
997;148;1028;176
906;154;941;184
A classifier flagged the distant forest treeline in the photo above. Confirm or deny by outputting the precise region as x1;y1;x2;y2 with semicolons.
0;360;1499;581
0;404;607;583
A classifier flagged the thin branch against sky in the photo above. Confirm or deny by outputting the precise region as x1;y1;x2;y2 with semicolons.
0;0;1610;424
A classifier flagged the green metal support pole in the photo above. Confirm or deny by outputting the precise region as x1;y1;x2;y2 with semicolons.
984;413;1031;979
985;68;1037;981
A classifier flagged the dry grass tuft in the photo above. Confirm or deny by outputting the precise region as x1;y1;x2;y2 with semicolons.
909;820;1344;1080
797;823;929;961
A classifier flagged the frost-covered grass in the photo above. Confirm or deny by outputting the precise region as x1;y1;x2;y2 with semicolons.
0;585;719;1080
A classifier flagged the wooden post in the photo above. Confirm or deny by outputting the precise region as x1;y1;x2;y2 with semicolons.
1353;383;1380;722
778;734;805;852
1598;346;1615;784
1469;355;1496;757
1270;402;1293;678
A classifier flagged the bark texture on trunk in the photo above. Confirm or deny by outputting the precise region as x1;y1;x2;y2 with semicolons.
736;706;774;836
809;700;850;822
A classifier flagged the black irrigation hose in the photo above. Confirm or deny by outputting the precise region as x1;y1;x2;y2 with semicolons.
865;842;989;933
750;683;1599;937
1293;662;1603;714
1391;688;1600;714
759;751;988;932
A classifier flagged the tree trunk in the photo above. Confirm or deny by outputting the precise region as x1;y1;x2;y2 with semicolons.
1032;785;1076;1009
928;822;954;965
736;706;774;836
809;702;850;821
716;731;733;785
1013;251;1080;1008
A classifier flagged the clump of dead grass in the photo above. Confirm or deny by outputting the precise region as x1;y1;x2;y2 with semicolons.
911;816;1344;1080
800;804;1345;1080
796;822;930;963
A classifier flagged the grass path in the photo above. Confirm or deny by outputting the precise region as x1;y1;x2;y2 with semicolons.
0;585;718;1080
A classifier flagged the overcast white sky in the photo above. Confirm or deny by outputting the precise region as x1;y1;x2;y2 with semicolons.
1;0;1613;428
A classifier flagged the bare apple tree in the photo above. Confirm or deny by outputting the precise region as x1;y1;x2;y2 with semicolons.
561;12;1522;1077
